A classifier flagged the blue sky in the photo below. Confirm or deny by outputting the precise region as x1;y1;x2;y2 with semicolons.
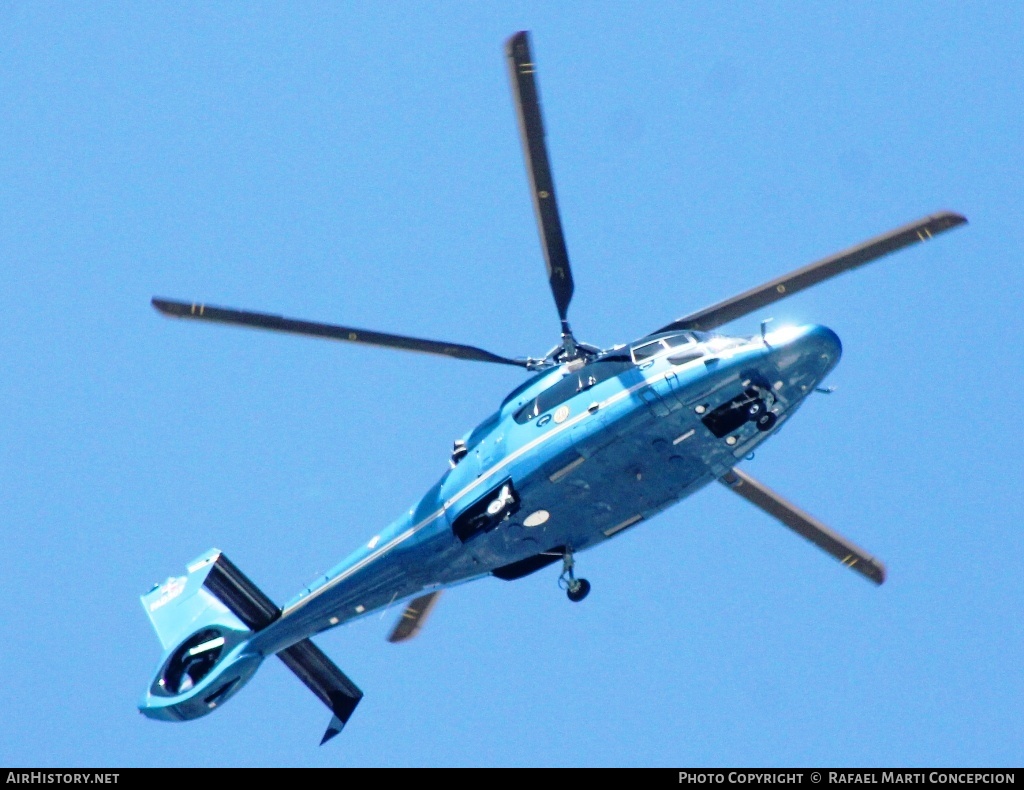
2;2;1022;768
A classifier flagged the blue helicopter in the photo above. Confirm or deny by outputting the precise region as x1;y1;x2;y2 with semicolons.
140;31;967;744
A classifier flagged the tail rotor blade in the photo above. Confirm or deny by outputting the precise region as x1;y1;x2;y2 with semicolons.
506;31;575;326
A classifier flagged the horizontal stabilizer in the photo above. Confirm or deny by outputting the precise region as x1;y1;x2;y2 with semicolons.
720;468;886;585
387;591;442;643
278;639;364;745
202;551;281;630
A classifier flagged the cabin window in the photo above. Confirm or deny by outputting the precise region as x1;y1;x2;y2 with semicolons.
631;333;697;363
663;332;696;348
631;339;664;362
513;359;633;424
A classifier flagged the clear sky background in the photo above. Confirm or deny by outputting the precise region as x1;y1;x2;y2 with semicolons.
2;1;1022;769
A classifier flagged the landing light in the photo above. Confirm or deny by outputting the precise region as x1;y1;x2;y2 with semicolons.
524;510;550;527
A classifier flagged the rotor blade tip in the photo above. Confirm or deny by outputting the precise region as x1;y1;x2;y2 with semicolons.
934;210;968;229
151;297;191;318
506;30;529;53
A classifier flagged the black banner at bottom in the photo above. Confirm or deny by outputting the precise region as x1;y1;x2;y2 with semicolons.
677;771;1020;785
1;769;1021;779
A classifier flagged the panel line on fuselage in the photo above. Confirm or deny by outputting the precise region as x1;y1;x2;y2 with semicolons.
280;522;433;617
438;361;710;511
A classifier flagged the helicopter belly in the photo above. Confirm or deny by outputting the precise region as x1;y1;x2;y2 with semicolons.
460;424;712;568
458;379;733;566
455;346;829;571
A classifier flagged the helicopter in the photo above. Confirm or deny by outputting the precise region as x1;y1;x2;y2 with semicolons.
139;30;967;744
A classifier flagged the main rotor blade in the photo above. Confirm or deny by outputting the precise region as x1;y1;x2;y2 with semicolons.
152;298;529;368
655;211;967;334
506;31;575;325
719;468;886;585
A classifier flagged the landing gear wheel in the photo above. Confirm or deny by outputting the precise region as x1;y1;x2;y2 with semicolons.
567;578;591;602
755;411;778;432
746;399;765;419
559;548;591;603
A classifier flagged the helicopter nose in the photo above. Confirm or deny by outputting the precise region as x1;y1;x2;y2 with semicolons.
764;323;842;373
799;324;842;364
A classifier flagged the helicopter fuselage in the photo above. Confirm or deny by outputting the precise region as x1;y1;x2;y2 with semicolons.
245;322;840;656
136;27;963;740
